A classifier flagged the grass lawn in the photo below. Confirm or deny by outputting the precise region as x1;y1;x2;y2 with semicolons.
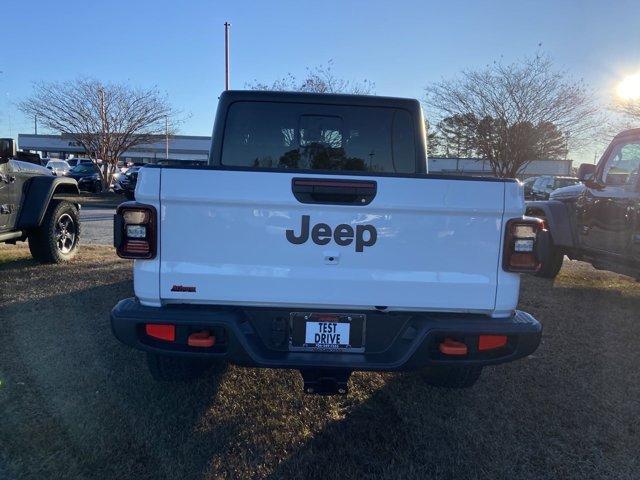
1;244;639;479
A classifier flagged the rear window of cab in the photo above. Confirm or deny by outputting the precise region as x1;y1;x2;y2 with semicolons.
220;101;417;174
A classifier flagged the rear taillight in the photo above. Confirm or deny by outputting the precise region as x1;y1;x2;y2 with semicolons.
503;217;545;272
114;202;157;259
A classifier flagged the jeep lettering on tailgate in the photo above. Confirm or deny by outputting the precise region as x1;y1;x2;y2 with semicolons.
286;215;377;252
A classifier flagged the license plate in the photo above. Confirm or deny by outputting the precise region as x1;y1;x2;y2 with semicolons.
289;312;365;352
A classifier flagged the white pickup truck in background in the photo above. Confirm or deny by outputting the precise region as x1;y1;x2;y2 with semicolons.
111;91;545;395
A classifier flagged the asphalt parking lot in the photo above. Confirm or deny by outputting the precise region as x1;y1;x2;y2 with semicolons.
65;192;121;245
80;207;115;245
1;245;639;480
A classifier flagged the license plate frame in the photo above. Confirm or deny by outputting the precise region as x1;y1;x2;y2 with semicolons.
289;312;366;353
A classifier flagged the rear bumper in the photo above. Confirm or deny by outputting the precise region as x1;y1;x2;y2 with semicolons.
110;298;542;371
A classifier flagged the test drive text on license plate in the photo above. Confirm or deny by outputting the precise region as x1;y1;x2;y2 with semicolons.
289;312;365;352
305;321;350;348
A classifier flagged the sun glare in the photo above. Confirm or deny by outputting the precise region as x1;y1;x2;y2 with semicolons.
617;73;640;100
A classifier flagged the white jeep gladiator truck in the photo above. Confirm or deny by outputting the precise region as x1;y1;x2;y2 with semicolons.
111;90;544;394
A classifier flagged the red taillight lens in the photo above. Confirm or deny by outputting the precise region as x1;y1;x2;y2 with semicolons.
115;203;157;259
145;324;175;342
124;239;150;255
503;217;544;272
478;335;508;351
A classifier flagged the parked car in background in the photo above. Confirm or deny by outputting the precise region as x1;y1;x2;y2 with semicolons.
66;158;94;168
521;176;539;199
529;175;580;200
110;162;130;186
115;166;140;199
111;170;126;193
45;159;71;176
120;167;142;200
66;162;103;193
526;128;640;279
547;181;586;201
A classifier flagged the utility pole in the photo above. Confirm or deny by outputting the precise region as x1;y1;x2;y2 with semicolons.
165;115;169;160
224;22;231;90
5;92;12;138
7;107;12;138
34;115;38;135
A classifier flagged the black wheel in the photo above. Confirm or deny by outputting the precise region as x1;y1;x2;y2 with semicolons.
93;181;103;193
536;241;564;279
28;201;80;264
146;353;212;381
422;366;482;388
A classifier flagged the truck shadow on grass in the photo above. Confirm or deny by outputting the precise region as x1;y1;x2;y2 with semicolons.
1;277;235;479
267;278;640;479
1;262;640;479
0;255;38;271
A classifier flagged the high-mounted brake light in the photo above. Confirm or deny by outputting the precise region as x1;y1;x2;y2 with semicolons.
114;202;157;259
503;217;545;272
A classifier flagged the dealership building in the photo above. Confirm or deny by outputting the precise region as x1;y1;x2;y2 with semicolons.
18;133;210;165
428;157;572;177
18;133;572;177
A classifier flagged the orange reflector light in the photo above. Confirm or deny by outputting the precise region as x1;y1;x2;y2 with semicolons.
187;331;215;348
478;335;508;351
439;338;468;356
145;324;175;342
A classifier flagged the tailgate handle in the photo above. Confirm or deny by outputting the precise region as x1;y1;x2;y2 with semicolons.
291;178;377;205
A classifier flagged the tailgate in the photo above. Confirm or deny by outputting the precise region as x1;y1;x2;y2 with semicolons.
158;169;506;313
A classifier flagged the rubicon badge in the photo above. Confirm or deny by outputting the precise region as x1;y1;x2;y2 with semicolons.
171;285;196;292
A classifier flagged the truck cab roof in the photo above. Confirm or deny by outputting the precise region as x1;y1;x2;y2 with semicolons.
612;128;640;141
217;89;421;110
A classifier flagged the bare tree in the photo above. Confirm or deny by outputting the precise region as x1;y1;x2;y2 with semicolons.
246;60;375;94
19;78;176;187
612;98;640;124
425;54;599;177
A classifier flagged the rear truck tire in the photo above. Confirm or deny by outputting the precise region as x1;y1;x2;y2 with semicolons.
28;200;80;264
146;353;212;381
535;241;564;279
422;365;483;388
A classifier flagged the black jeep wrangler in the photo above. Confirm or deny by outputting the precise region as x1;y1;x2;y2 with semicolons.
527;128;640;279
0;138;81;263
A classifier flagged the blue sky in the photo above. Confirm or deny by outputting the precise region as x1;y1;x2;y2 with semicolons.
2;0;640;158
